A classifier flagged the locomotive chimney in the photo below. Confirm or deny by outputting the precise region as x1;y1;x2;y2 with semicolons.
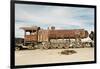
51;26;55;30
48;27;49;30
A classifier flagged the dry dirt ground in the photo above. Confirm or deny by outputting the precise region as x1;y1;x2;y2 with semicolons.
15;48;94;65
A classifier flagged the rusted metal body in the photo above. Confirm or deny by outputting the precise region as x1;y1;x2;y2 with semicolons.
25;35;37;42
20;26;88;44
14;26;90;50
48;29;88;39
37;29;88;42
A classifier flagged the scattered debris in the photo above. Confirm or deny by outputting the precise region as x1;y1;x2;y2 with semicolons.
61;50;77;55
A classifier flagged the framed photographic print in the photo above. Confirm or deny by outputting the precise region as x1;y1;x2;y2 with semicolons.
10;0;96;69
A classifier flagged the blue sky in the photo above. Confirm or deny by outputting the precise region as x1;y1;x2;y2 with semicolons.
15;4;94;38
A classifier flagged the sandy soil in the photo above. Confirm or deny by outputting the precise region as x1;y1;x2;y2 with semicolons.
15;48;94;65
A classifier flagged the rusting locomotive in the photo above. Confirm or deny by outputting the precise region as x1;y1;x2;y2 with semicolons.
15;26;89;50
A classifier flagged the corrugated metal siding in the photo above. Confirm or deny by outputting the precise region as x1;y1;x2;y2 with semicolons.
24;29;88;43
24;35;37;42
38;30;49;42
48;29;88;39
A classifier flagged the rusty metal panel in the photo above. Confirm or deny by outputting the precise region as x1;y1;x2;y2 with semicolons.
24;35;37;42
38;30;49;42
24;29;88;42
48;29;88;39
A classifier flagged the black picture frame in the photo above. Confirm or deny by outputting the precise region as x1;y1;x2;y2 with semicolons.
10;0;97;69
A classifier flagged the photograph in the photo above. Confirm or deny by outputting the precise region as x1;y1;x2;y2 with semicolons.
11;0;96;68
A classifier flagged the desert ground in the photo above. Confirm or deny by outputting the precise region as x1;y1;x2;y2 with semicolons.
15;48;94;65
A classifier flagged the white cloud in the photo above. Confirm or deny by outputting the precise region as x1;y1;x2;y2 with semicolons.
15;4;94;38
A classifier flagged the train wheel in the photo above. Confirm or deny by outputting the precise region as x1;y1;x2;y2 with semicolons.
48;45;51;49
43;45;49;49
49;45;53;49
39;45;44;49
58;46;62;49
28;46;34;50
62;46;67;49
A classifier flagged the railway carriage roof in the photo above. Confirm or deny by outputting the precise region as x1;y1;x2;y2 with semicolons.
20;26;39;32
